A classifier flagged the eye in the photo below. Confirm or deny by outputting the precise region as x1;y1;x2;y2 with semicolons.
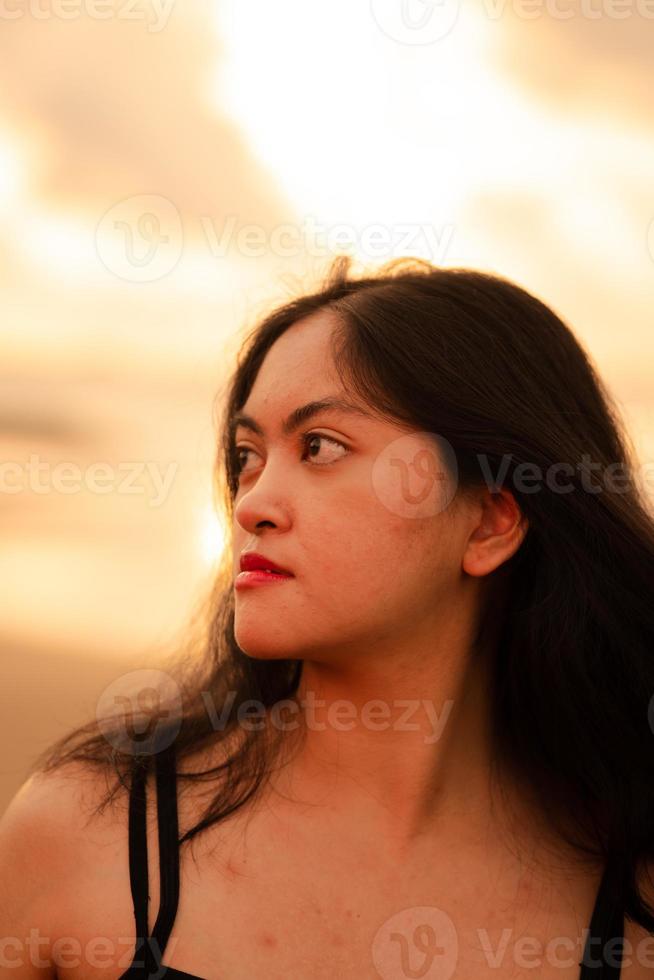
233;432;348;476
301;432;348;466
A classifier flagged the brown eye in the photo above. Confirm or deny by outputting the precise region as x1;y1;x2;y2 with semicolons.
300;433;348;465
234;448;249;473
233;432;348;476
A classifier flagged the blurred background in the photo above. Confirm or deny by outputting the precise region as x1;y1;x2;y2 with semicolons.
2;0;653;812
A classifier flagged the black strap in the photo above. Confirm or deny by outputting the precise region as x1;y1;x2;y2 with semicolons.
127;759;157;975
150;741;182;970
128;755;623;980
579;862;625;978
126;744;181;977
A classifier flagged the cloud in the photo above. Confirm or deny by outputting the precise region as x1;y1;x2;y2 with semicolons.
0;3;290;236
488;4;653;129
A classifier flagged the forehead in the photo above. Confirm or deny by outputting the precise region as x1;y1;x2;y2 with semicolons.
241;310;357;420
232;311;379;436
248;310;341;397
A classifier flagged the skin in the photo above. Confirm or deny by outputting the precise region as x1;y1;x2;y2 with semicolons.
230;307;533;859
5;306;650;978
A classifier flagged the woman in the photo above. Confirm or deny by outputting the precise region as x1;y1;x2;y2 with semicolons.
2;254;654;979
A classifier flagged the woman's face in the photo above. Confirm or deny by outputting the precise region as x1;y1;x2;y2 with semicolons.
231;308;477;665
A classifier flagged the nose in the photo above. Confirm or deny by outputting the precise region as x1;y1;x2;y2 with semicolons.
233;459;292;536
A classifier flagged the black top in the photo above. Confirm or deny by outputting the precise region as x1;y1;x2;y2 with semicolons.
118;743;625;979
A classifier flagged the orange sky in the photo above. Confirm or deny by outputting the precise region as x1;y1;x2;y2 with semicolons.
2;0;653;663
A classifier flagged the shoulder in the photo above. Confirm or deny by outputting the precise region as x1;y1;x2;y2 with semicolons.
1;757;133;843
1;762;98;872
0;759;131;888
0;760;142;973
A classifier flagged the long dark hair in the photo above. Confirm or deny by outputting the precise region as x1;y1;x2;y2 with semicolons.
33;254;654;930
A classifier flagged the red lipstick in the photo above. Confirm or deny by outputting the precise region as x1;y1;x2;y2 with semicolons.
236;552;294;590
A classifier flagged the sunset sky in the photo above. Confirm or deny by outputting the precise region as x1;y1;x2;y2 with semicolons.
2;0;653;676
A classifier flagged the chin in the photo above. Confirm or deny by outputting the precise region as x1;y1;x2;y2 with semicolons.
238;646;296;661
234;628;299;661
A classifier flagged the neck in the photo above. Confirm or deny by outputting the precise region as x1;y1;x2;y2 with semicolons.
265;611;522;859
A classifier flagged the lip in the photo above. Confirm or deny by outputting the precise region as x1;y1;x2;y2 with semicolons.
239;552;293;575
235;569;295;590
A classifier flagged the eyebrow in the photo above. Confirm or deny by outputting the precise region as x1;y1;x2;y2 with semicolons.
229;398;374;439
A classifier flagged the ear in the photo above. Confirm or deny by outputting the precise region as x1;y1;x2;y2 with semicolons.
462;488;529;577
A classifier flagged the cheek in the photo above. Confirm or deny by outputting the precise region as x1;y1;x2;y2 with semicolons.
296;498;385;595
371;432;458;522
298;470;458;609
308;499;440;600
359;513;457;615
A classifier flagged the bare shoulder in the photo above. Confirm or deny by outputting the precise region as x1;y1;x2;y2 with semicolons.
0;761;140;978
0;759;133;893
0;736;252;979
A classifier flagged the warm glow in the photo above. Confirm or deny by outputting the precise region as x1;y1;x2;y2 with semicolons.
209;0;654;284
2;3;653;701
200;504;228;567
0;129;28;215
